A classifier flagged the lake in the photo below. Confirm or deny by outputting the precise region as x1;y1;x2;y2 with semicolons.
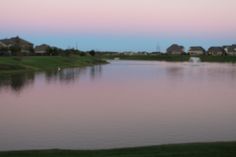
0;60;236;151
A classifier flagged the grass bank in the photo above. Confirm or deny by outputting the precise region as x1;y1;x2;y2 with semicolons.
103;54;236;63
0;56;107;74
200;55;236;62
0;142;236;157
104;54;190;62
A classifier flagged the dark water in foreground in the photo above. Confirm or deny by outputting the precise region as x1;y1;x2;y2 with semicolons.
0;61;236;150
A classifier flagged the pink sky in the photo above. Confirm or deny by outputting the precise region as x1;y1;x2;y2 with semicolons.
1;0;236;35
0;0;236;51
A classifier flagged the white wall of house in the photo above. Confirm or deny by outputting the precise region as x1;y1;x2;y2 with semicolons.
209;51;224;56
189;51;204;55
227;51;236;56
170;51;183;55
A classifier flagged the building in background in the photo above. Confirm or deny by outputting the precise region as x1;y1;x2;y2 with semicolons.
35;44;51;55
208;47;225;56
223;45;236;56
166;44;185;55
0;36;33;55
188;46;206;55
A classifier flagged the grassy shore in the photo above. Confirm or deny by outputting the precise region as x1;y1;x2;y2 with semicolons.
200;55;236;62
0;142;236;157
0;56;107;74
104;54;190;62
103;54;236;63
1;55;235;74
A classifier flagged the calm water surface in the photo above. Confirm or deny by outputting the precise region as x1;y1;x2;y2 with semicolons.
0;60;236;150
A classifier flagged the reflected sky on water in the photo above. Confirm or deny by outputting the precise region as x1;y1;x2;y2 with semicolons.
0;61;236;150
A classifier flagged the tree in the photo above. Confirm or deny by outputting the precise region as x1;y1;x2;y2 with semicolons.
89;50;96;56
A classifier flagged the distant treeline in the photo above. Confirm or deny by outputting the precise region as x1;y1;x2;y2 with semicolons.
1;36;236;56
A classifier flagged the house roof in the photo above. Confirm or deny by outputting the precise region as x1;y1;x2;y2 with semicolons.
0;41;7;48
35;44;51;51
228;45;236;52
222;45;231;49
189;46;205;51
35;44;50;48
0;36;33;47
167;44;184;52
208;47;225;52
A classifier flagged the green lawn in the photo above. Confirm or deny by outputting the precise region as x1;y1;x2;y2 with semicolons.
103;54;236;63
0;56;107;74
200;56;236;62
1;55;236;74
0;142;236;157
104;54;190;62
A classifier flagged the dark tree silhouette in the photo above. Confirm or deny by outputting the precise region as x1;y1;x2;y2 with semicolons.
89;50;96;56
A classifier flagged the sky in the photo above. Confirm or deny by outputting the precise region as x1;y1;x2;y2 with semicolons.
0;0;236;52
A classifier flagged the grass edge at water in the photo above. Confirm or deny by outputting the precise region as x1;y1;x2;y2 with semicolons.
0;141;236;157
0;56;107;74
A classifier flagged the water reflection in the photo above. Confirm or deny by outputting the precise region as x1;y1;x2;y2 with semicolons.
0;65;103;93
163;62;236;82
0;72;35;93
90;65;102;80
1;62;236;93
1;61;236;150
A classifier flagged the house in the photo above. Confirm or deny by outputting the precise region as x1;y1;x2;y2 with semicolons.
223;45;231;53
0;36;33;54
167;44;184;55
188;46;205;55
0;41;8;55
34;44;51;55
223;45;236;56
0;41;7;48
208;47;225;56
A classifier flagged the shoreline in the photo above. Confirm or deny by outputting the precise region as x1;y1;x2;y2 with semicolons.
0;56;107;75
102;54;236;63
0;141;235;157
1;55;236;75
